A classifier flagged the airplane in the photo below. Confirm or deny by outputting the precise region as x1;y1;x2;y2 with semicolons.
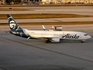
7;14;91;43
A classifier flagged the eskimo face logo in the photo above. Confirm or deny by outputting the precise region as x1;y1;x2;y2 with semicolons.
9;21;16;29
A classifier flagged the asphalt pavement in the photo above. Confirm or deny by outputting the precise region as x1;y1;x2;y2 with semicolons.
0;24;93;70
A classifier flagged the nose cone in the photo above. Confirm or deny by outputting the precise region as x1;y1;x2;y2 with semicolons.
88;35;91;39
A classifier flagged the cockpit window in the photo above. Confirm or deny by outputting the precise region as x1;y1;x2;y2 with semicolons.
84;34;88;36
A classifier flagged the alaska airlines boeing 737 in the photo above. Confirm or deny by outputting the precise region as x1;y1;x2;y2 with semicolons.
7;14;91;43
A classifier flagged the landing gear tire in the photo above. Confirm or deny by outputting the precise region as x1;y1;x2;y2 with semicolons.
81;41;84;43
45;40;51;43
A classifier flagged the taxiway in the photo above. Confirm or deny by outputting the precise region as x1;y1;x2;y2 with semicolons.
0;6;93;15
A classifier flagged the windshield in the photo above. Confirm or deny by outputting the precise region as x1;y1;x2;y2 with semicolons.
84;34;88;36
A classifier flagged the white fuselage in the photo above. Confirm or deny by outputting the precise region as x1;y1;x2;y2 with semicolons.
25;29;91;41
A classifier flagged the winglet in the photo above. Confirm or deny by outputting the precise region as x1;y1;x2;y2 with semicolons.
42;25;46;30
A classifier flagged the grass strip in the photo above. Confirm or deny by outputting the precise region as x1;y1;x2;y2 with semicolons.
0;14;89;19
1;21;93;26
0;8;27;11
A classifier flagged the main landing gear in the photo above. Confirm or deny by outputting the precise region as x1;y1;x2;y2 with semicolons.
45;39;51;43
81;40;86;43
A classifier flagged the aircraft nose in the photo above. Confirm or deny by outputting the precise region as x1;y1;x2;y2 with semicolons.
88;35;91;39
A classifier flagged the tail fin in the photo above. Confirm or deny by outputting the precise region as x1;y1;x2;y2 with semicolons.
7;14;29;38
7;14;20;31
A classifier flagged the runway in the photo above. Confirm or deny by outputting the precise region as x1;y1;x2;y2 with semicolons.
0;6;93;24
0;6;93;15
0;24;93;70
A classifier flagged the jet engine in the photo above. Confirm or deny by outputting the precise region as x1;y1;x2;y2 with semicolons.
51;37;60;42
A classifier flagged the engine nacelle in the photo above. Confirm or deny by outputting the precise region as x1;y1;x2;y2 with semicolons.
51;37;60;42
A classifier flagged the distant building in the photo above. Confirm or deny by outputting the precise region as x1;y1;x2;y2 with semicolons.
5;0;20;4
1;0;93;5
62;0;93;4
41;0;93;4
21;0;40;4
20;0;93;4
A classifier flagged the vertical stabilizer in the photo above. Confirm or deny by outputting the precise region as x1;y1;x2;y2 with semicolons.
7;14;29;38
7;14;21;31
